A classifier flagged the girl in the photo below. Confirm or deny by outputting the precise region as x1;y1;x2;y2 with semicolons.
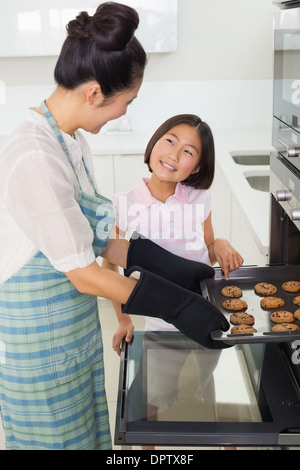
0;5;228;450
103;114;244;349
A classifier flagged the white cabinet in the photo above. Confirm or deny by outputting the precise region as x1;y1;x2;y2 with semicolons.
92;154;114;198
0;1;178;57
230;198;268;267
211;161;231;241
113;154;149;194
92;153;149;197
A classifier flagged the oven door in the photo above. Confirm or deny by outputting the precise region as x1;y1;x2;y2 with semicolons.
115;331;300;448
273;6;300;129
272;117;300;172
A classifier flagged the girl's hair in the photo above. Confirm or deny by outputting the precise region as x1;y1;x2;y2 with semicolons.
54;2;147;98
144;114;215;190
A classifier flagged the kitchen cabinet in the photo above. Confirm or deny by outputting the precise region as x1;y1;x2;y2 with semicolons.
211;161;232;241
92;153;149;197
92;154;114;198
113;154;149;194
230;197;269;267
0;1;178;57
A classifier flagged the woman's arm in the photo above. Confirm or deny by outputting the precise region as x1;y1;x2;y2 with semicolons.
64;260;136;303
100;225;130;268
204;212;244;280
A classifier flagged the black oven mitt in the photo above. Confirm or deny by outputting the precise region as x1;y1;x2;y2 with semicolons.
126;232;215;294
122;266;231;350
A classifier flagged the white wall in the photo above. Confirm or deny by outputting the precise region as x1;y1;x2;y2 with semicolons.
0;0;274;86
145;0;274;81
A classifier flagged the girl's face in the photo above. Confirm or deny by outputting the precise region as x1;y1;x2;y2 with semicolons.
149;124;202;184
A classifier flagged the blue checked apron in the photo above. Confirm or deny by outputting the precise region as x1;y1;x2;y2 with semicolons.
0;102;115;450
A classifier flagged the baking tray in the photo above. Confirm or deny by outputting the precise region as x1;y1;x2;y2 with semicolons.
201;265;300;344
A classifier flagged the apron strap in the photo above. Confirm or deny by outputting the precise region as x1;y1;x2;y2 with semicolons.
40;100;98;194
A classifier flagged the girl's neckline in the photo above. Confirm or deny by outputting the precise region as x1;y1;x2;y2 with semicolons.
146;178;177;204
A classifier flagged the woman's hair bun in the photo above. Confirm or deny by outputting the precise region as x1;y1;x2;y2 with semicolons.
67;11;91;40
67;2;139;51
91;2;139;51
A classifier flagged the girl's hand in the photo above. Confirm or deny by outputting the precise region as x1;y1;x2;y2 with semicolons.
213;238;244;280
112;315;134;356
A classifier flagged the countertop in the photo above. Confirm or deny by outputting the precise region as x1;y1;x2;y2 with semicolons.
213;128;272;256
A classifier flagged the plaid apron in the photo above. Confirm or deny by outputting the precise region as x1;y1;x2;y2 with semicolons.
0;102;115;450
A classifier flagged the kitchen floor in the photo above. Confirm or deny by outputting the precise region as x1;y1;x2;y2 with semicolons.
0;299;283;451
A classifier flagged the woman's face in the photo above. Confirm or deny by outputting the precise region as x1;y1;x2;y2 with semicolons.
149;124;202;184
85;80;142;134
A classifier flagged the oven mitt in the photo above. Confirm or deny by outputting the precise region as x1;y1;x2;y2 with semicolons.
122;266;231;350
126;232;215;294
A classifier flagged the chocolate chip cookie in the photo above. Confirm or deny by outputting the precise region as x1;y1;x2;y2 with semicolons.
230;312;255;325
222;299;248;311
294;309;300;320
254;282;278;296
282;281;300;293
231;325;257;335
221;285;243;298
293;296;300;306
260;296;285;309
272;323;300;332
270;310;295;324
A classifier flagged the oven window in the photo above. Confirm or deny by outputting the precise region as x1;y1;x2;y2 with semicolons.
126;335;272;425
282;33;300;106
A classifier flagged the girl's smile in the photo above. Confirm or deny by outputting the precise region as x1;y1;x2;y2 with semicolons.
160;161;176;171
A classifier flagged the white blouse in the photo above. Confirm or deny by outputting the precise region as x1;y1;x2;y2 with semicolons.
0;109;98;284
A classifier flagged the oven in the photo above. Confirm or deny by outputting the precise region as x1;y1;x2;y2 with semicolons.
273;0;300;171
114;0;300;450
272;1;300;244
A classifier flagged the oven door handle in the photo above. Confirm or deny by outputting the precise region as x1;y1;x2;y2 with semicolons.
278;428;300;447
278;138;300;158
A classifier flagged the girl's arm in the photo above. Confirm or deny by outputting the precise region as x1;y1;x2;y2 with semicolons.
102;226;134;354
204;213;244;280
102;258;134;356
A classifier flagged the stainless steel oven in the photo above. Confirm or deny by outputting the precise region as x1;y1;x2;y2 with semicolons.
271;1;300;262
273;1;300;171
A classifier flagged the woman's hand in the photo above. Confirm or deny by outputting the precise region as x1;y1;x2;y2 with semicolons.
213;238;244;280
112;315;134;356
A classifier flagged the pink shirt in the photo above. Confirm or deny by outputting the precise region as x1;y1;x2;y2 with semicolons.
112;178;212;330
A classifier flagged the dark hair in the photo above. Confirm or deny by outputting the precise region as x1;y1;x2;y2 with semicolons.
144;114;215;190
54;2;147;98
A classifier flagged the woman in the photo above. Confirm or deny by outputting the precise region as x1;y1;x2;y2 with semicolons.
0;2;229;450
